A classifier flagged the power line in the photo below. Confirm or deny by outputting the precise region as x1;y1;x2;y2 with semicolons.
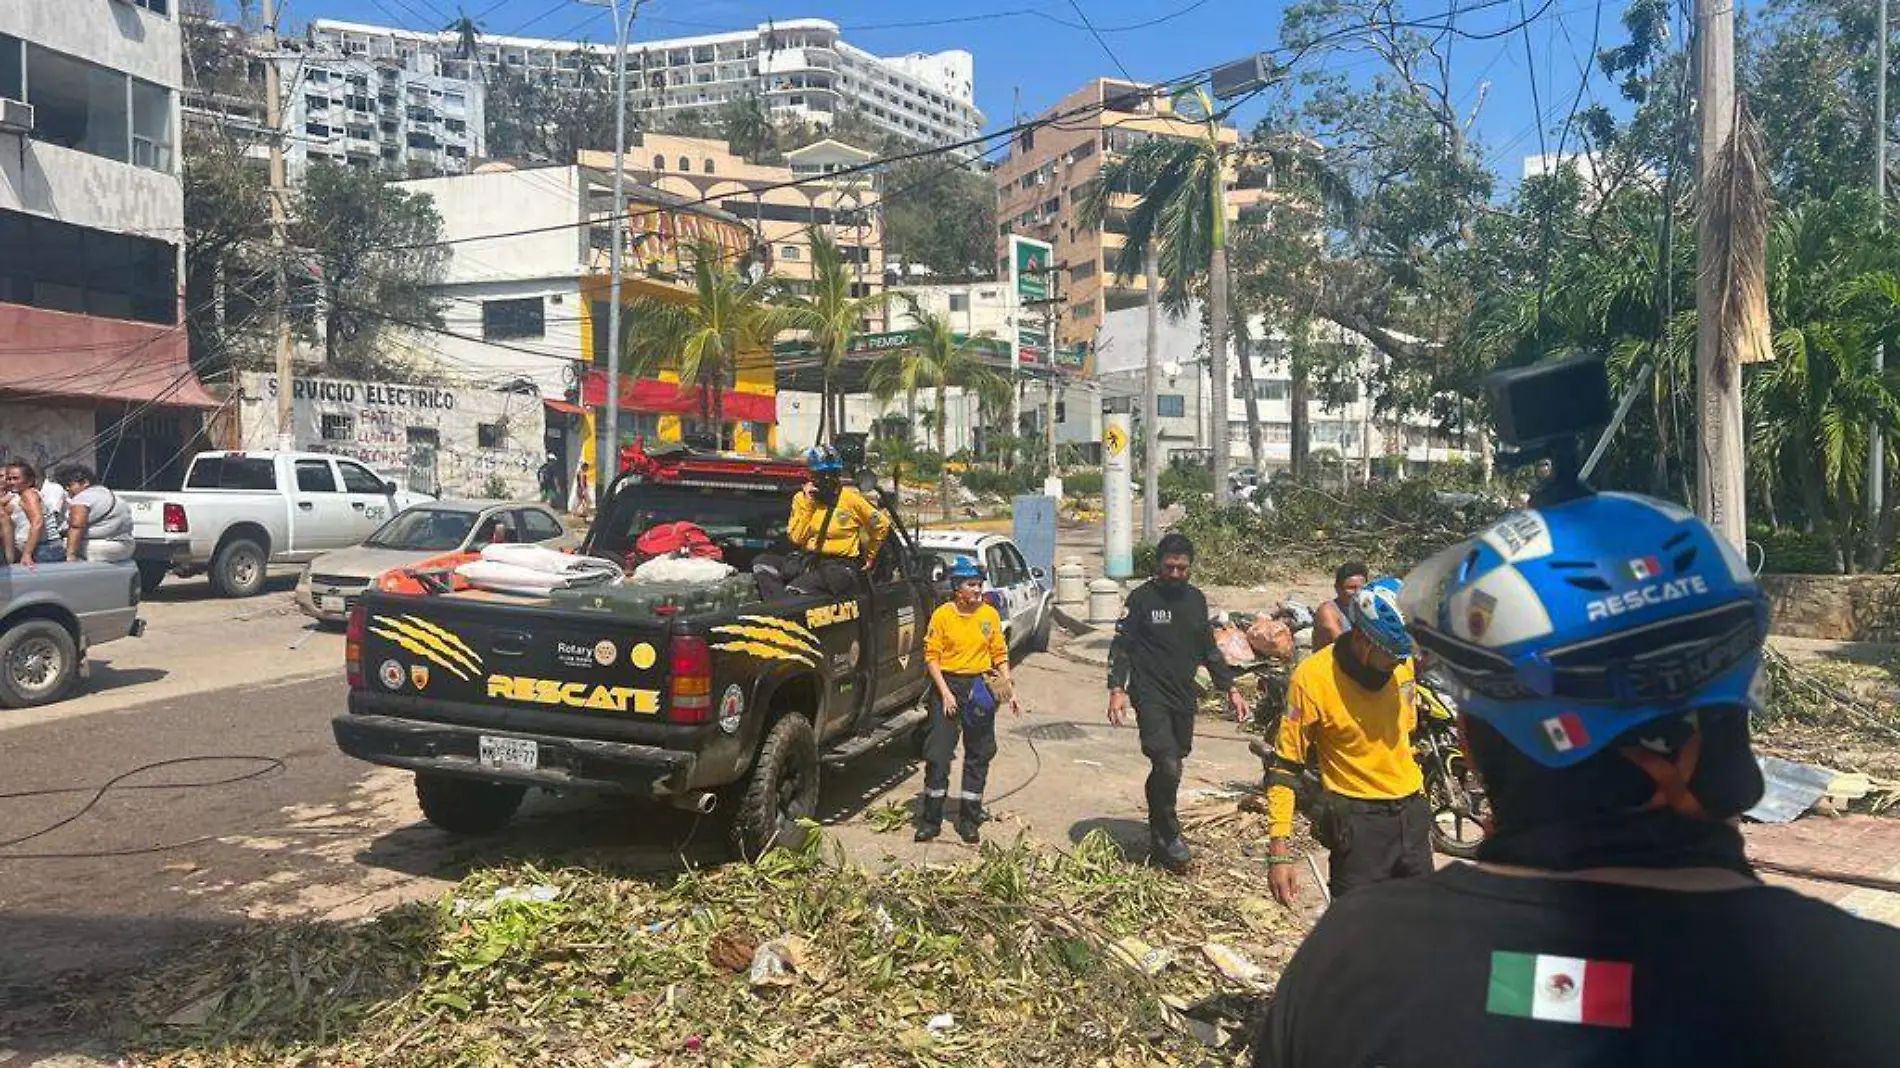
1064;0;1137;83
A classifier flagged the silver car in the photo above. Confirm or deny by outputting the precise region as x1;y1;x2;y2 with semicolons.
297;500;576;623
1;561;143;708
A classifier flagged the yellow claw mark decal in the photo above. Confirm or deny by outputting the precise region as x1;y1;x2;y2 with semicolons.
397;615;484;669
369;625;473;681
712;623;821;657
737;614;821;645
712;640;816;667
369;616;482;680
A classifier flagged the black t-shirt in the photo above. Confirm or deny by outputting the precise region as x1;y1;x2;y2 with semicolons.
1257;862;1900;1067
1107;579;1233;711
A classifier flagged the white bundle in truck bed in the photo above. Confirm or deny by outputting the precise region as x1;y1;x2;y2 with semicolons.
456;543;623;595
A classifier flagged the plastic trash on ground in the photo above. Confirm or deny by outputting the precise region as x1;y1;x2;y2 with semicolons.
1107;936;1176;976
746;934;818;988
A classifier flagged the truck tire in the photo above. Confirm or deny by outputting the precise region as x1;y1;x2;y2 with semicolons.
415;773;525;835
137;560;170;597
0;619;80;709
210;538;267;598
1027;604;1054;653
727;713;820;860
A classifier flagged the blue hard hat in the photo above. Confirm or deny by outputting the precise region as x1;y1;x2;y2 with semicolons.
1399;492;1768;769
946;558;984;583
804;445;843;473
1346;584;1413;660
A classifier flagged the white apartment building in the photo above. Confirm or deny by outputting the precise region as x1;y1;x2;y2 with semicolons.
1092;303;1481;477
0;0;222;489
274;46;485;177
309;18;982;150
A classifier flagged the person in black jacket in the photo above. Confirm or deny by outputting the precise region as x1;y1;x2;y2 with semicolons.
1107;532;1249;872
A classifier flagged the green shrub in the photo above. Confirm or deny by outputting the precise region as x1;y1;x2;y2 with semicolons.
1158;465;1212;507
1753;525;1840;574
1065;471;1104;496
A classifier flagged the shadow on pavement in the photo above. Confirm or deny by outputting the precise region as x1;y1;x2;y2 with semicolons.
1068;815;1152;858
80;664;168;694
144;572;299;604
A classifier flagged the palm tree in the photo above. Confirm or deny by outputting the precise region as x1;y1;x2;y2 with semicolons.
868;299;1005;520
622;240;800;444
1084;88;1237;501
778;227;891;442
720;90;776;163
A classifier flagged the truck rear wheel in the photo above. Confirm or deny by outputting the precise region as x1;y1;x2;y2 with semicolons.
727;713;820;859
0;619;79;709
210;538;267;598
415;773;525;835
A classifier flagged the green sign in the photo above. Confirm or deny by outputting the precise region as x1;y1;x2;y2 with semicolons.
1010;235;1053;305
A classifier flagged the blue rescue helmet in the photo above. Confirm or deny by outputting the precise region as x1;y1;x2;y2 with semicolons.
946;558;985;584
804;445;843;473
1346;584;1414;660
1399;492;1768;769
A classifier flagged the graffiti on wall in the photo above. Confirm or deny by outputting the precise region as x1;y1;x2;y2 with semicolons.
0;405;95;474
239;374;545;499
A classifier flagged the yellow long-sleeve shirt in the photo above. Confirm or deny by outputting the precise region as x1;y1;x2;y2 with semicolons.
1265;644;1423;838
924;602;1007;674
788;486;891;559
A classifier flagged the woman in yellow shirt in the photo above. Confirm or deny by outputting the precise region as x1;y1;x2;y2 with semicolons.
917;558;1020;843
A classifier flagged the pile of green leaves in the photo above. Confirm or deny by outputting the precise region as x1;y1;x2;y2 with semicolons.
126;831;1302;1066
1171;480;1507;585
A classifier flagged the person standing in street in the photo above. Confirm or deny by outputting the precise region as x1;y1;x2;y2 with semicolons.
57;465;132;563
917;558;1019;844
1264;582;1429;904
1107;532;1250;872
1254;495;1900;1067
1308;561;1369;651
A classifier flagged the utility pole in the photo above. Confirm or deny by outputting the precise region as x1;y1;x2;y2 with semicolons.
263;0;293;449
584;0;641;485
1693;0;1748;549
1141;242;1161;542
1042;296;1058;478
1871;0;1889;541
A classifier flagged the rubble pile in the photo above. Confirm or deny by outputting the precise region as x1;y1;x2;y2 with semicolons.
127;820;1309;1066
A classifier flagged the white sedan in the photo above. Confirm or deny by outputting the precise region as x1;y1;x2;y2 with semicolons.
915;530;1055;655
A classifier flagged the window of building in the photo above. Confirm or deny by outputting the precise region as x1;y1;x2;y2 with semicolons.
26;45;132;163
0;207;177;326
678;155;690;170
1157;394;1186;418
318;414;354;443
1070;260;1097;282
703;157;715;173
481;296;545;340
948;293;969;313
652;153;665;169
477;423;507;449
1232;379;1290;400
295;459;339;492
780;245;800;260
0;35;18;102
131;0;169;13
131;77;172;170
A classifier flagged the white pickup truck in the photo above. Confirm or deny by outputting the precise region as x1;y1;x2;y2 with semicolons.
125;451;429;598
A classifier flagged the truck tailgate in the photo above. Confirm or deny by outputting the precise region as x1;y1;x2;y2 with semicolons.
356;593;678;740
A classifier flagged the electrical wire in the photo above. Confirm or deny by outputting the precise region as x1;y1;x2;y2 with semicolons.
0;756;287;859
1065;0;1137;83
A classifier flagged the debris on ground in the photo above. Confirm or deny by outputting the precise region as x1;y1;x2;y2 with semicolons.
1757;648;1900;810
118;813;1311;1066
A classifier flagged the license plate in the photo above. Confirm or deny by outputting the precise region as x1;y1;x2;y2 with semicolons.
320;594;346;613
479;735;539;772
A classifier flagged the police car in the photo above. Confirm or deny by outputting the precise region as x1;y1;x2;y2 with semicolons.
914;530;1056;655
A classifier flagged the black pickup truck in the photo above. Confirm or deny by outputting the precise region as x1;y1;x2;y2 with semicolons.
333;446;942;857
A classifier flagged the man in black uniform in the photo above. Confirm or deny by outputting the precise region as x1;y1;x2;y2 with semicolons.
1107;532;1249;872
1254;493;1900;1067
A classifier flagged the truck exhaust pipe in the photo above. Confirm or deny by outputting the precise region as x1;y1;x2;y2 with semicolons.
674;791;718;815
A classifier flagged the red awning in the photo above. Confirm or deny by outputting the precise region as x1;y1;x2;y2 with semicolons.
579;370;776;424
0;305;220;408
543;397;587;416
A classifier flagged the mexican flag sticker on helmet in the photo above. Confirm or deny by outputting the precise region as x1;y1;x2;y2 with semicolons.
1487;951;1632;1028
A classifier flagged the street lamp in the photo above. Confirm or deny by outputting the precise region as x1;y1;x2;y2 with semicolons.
580;0;644;488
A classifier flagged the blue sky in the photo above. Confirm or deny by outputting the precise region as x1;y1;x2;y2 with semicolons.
260;0;1626;186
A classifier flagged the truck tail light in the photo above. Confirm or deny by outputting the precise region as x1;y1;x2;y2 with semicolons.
667;635;713;724
345;603;367;689
162;503;188;533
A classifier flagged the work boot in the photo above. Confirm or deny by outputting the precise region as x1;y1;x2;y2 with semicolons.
955;801;984;844
914;795;945;842
1151;834;1192;874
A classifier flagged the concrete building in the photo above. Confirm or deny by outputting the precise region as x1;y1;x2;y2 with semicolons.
1091;303;1480;477
994;78;1261;347
393;160;780;486
310;18;982;150
0;0;221;490
237;372;544;500
581;134;884;306
272;46;486;178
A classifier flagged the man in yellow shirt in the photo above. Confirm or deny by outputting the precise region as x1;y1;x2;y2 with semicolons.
1265;581;1430;903
917;558;1019;843
756;445;892;598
